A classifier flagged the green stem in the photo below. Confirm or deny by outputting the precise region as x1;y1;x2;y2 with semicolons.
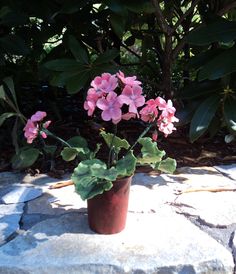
107;124;117;168
127;123;153;153
42;129;72;148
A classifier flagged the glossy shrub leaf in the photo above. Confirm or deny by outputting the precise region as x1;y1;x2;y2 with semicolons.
68;35;89;64
43;145;57;155
0;112;16;126
44;59;82;71
125;1;155;13
110;13;126;37
66;70;90;94
190;95;221;142
0;34;29;55
100;131;130;154
116;151;137;177
224;96;236;132
3;77;17;105
138;137;165;166
187;19;236;45
11;148;40;169
93;49;119;65
0;85;5;100
156;158;177;174
198;47;236;81
180;80;222;99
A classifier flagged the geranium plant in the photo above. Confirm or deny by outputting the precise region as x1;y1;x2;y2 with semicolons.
23;71;179;200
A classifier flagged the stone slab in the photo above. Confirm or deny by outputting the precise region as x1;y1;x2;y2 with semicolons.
0;210;233;274
1;186;42;204
174;191;236;227
214;164;236;181
0;204;24;245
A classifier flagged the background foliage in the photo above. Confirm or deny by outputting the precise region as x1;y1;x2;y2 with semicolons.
0;0;236;168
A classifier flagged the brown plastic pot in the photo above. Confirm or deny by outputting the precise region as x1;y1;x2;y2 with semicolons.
87;176;132;234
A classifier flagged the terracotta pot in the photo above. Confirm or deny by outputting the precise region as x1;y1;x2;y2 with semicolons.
87;176;132;234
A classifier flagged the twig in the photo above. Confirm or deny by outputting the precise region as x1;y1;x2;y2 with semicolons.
49;180;73;189
151;0;172;34
176;187;236;195
172;0;201;33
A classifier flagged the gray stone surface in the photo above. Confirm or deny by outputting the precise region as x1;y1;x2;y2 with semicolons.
175;191;236;227
0;211;234;274
0;204;24;245
1;186;42;204
214;164;236;180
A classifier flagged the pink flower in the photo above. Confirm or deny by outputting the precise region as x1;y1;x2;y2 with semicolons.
157;114;179;137
96;91;122;124
122;112;136;120
23;119;39;144
117;71;141;87
140;99;159;123
84;88;101;116
23;111;51;143
155;97;176;117
152;130;158;141
119;85;145;115
91;73;118;93
31;111;47;122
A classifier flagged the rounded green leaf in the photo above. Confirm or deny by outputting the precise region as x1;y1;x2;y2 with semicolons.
68;35;89;64
11;148;40;169
61;147;78;161
44;59;82;71
190;95;221;142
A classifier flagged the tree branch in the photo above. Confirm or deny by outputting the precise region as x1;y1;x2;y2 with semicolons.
151;0;172;34
172;0;201;33
172;37;186;59
218;1;236;16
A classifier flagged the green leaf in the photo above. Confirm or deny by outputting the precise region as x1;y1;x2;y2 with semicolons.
66;70;90;94
198;47;236;81
3;77;17;105
68;35;89;64
93;49;119;65
137;137;165;166
190;95;221;142
75;180;113;200
224;96;236;132
187;19;236;45
125;1;155;13
61;147;79;161
11;147;40;169
44;59;82;71
110;13;126;37
156;158;176;174
100;131;130;154
72;159;118;200
43;145;57;155
0;112;16;126
0;34;29;55
116;151;137;177
67;136;88;148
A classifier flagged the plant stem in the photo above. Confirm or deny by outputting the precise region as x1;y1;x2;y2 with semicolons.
42;129;72;148
127;123;153;153
107;124;117;168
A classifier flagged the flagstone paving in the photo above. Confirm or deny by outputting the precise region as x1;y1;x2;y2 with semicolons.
0;165;235;273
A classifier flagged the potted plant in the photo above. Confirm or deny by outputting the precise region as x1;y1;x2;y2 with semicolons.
23;71;179;234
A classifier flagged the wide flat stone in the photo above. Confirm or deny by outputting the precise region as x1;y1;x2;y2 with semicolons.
27;185;86;215
0;204;24;245
1;186;42;204
214;164;236;181
0;210;233;274
175;191;236;227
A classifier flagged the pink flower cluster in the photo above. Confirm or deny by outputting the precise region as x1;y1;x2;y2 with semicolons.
23;111;51;143
84;71;145;124
84;71;179;139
